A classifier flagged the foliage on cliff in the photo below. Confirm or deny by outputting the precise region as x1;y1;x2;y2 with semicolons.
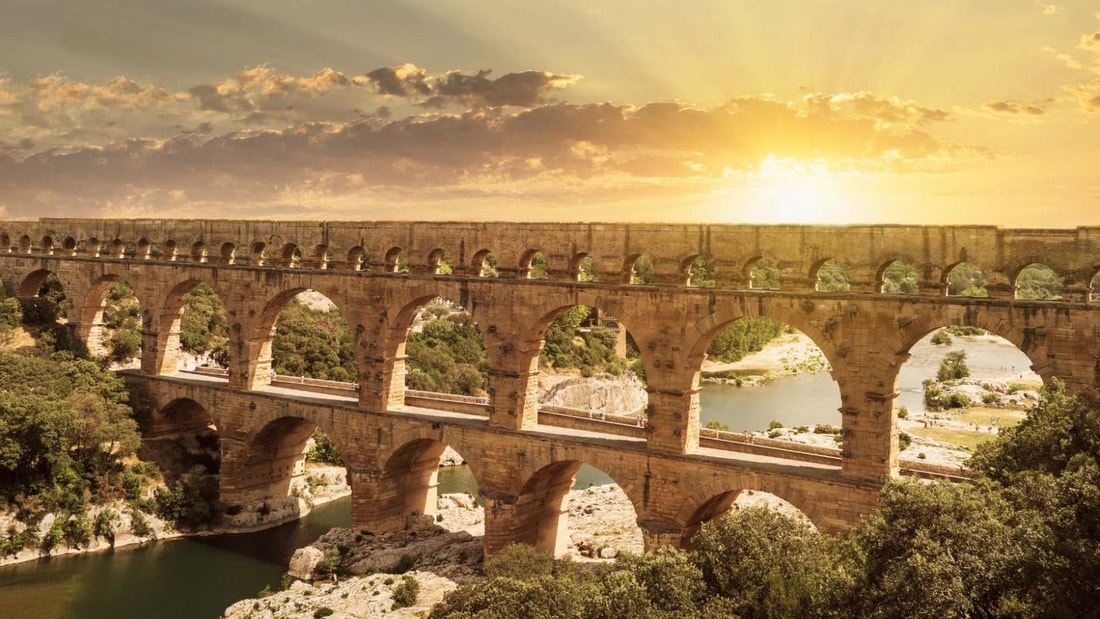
406;303;489;396
271;298;358;382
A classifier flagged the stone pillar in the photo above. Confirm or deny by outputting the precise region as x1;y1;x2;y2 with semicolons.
640;520;684;552
481;490;521;558
348;466;410;533
486;369;540;430
645;386;700;454
919;280;948;296
838;386;899;481
481;486;572;558
140;327;177;375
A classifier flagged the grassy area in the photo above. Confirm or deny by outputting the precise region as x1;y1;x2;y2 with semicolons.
702;368;766;380
908;426;993;452
957;407;1026;428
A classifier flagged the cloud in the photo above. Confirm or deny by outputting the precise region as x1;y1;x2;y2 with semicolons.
420;69;582;108
982;100;1047;116
1065;78;1100;113
1032;1;1063;16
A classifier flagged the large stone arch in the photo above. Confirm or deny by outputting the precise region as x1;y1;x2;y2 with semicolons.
148;397;218;437
355;437;454;532
241;283;362;391
148;276;213;375
371;282;482;410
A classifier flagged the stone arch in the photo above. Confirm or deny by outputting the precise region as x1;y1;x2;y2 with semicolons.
346;246;366;271
311;244;330;269
135;238;152;260
945;261;988;297
625;253;655;284
186;242;205;263
471;249;498;277
149;397;217;437
676;483;825;547
687;255;714;287
1013;262;1062;300
427;248;451;275
225;415;347;508
877;258;919;294
60;236;77;256
813;259;851;292
367;437;455;531
380;292;489;409
745;256;780;290
384;247;405;272
884;313;1051;399
219;242;237;265
520;249;548;280
79;274;143;362
0;233;10;253
569;253;598;282
277;243;301;268
151;277;227;375
17;268;57;299
509;459;643;558
83;237;102;258
108;239;125;259
250;242;268;266
247;286;360;389
160;240;177;261
17;235;31;254
40;235;54;255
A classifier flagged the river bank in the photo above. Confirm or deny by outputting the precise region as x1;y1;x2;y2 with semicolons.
0;464;350;568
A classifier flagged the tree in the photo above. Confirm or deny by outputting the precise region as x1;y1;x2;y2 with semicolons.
936;350;970;382
1015;264;1061;300
816;261;851;292
750;259;780;290
179;283;229;356
881;261;919;294
948;263;987;297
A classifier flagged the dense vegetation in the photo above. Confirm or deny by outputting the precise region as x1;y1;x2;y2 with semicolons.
405;302;488;396
271;298;358;382
431;381;1100;618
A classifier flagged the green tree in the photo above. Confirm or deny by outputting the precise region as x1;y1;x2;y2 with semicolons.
631;255;655;284
1015;264;1061;300
750;259;780;290
816;260;851;292
179;283;229;357
271;299;357;381
706;317;785;363
936;350;970;382
881;261;919;294
948;263;987;297
102;281;142;363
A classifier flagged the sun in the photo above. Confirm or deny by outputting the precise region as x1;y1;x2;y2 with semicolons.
766;180;826;224
745;156;861;224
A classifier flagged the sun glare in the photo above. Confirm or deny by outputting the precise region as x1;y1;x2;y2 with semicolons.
712;155;866;225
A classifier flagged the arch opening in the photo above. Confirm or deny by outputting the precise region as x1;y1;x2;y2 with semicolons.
513;462;642;558
84;278;143;366
228;417;350;527
535;304;646;422
687;255;714;288
346;246;366;271
522;250;549;280
694;316;840;460
174;282;230;372
747;258;780;290
814;259;850;292
219;242;236;265
892;324;1044;467
472;250;498;277
427;249;453;275
402;297;488;400
376;439;479;532
681;489;816;550
879;260;919;294
946;262;987;297
269;290;358;384
250;242;267;266
627;254;654;284
1015;263;1061;300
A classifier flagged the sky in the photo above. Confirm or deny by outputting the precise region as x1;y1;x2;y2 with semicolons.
0;0;1098;226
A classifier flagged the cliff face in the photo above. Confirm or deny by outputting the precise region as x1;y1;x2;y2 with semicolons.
538;371;648;416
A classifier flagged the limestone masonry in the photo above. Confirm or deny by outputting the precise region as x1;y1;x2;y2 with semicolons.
1;219;1097;555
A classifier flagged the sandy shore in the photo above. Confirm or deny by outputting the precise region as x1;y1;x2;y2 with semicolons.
702;332;829;383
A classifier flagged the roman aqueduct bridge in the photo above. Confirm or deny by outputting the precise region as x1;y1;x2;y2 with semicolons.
1;218;1098;555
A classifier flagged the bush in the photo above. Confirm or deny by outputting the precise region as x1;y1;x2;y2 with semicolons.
314;547;342;576
768;420;784;430
899;431;912;451
814;424;841;434
983;393;998;405
897;406;909;420
392;574;420;610
930;330;953;345
313;609;334;618
130;509;152;538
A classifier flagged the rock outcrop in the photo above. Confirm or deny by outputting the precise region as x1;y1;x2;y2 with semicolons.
538;371;647;416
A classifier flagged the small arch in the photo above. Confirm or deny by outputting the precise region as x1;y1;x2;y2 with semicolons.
346;246;366;271
814;259;850;292
427;249;452;275
40;236;54;255
187;242;206;263
472;249;498;277
384;247;407;273
108;239;125;259
878;259;919;294
687;255;714;287
135;238;152;260
1091;269;1100;302
521;250;549;280
278;243;302;268
220;242;237;265
250;242;267;266
746;257;780;290
60;236;77;256
150;397;217;437
626;254;655;284
946;262;987;297
570;253;598;282
161;240;178;261
18;235;31;254
1014;263;1061;300
0;233;10;252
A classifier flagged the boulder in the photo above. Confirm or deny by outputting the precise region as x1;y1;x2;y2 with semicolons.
288;546;325;580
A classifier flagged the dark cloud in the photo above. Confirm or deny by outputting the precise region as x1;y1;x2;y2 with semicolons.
983;100;1047;116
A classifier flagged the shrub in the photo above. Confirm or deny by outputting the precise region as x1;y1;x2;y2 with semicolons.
314;547;342;576
899;432;912;451
392;574;420;610
130;509;152;538
897;406;909;420
313;609;334;618
814;424;841;434
768;420;784;430
930;330;952;345
983;393;998;405
704;420;731;432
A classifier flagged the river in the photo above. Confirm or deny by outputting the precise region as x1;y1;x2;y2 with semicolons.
0;334;1037;617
